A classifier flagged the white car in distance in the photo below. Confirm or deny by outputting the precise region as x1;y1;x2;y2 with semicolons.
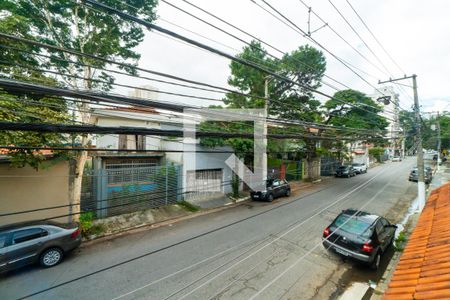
351;163;367;174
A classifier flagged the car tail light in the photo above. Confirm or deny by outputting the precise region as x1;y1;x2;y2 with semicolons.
70;228;81;238
362;241;374;253
323;227;330;238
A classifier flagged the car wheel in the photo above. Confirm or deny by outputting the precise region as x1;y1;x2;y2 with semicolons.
40;247;63;268
267;194;274;202
370;252;381;270
285;189;291;197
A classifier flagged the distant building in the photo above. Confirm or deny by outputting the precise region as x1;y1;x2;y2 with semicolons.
128;85;159;101
371;86;404;158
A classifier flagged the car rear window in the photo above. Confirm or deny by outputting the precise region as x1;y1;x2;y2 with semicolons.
332;214;372;237
12;228;48;244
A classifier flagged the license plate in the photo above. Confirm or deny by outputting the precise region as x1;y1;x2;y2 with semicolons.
335;247;349;256
253;195;259;198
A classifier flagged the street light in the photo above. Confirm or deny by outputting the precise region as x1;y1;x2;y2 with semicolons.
377;96;391;105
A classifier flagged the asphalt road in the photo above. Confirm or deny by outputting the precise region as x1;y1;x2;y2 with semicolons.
0;158;417;300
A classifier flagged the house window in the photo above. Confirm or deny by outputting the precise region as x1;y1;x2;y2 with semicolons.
118;134;146;150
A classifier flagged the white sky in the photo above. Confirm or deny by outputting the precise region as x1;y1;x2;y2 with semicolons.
116;0;450;113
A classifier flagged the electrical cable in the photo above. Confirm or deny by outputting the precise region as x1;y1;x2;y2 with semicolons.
250;0;385;91
158;0;351;91
345;0;406;75
80;0;400;123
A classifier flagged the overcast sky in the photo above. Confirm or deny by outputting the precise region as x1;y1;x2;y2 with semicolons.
118;0;450;113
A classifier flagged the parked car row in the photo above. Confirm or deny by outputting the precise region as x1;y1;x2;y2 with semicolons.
335;163;368;178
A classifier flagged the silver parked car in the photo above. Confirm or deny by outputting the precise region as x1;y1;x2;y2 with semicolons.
0;221;81;273
351;163;367;174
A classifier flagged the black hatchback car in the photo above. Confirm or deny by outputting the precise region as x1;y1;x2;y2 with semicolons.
250;179;291;202
322;209;397;270
0;221;81;273
335;166;356;178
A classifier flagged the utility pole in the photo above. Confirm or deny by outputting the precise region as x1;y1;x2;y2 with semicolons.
262;76;270;184
437;111;441;170
379;74;426;210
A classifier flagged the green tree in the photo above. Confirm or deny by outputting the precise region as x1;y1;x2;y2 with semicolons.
324;90;389;163
399;110;416;152
324;89;388;133
0;0;159;220
0;13;71;168
272;45;326;180
422;114;450;151
201;41;327;181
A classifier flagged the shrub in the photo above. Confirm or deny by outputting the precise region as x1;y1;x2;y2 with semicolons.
79;212;104;238
394;231;407;252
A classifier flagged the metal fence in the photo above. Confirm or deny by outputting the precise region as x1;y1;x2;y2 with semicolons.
81;163;181;218
320;157;340;176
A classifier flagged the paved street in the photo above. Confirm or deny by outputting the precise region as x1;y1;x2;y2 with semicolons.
0;159;417;300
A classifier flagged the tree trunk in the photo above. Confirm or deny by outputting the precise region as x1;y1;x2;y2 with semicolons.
305;140;321;181
68;64;92;222
68;149;88;222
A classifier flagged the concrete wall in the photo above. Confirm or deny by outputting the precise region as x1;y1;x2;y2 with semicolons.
163;140;235;194
95;116;161;150
0;161;70;225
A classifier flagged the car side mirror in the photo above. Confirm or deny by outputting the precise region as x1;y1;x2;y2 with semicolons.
384;224;397;229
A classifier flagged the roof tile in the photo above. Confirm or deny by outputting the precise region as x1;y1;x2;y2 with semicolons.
382;183;450;300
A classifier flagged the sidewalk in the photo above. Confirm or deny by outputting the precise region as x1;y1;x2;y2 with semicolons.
84;179;322;245
189;179;316;209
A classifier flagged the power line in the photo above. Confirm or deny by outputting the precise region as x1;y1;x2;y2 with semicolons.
82;0;398;124
345;0;406;75
0;74;390;137
0;121;364;141
251;0;386;92
0;31;399;129
326;0;414;105
158;0;351;90
297;0;389;77
252;0;412;113
0;60;227;104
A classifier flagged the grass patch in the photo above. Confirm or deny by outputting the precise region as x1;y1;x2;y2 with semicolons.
80;212;105;238
178;200;201;212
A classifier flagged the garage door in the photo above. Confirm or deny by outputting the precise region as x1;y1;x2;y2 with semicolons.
186;169;223;192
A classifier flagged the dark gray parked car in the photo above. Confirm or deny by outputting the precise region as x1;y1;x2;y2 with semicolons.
408;167;432;184
322;209;397;270
335;166;356;178
250;179;291;202
0;221;81;273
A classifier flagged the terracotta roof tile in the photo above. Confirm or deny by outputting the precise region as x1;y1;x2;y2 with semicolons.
382;183;450;300
382;294;414;300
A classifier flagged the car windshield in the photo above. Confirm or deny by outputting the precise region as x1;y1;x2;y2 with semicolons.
338;166;348;170
332;214;372;237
